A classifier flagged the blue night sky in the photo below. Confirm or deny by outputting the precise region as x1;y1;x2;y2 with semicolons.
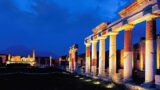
0;0;160;57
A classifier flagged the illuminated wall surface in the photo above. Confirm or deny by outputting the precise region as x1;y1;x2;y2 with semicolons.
6;50;36;66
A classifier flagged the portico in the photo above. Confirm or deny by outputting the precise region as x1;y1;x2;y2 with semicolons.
84;0;160;85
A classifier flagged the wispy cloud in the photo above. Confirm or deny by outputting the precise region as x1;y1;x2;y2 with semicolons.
0;0;134;55
11;0;133;21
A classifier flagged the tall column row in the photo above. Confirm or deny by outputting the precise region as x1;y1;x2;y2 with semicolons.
84;17;157;84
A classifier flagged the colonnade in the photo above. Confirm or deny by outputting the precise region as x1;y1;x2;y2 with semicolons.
85;16;158;84
84;0;160;85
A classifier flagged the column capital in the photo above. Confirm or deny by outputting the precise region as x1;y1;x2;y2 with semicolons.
98;36;107;40
124;24;134;31
71;48;78;52
85;43;91;46
146;14;158;21
91;40;98;44
109;31;119;36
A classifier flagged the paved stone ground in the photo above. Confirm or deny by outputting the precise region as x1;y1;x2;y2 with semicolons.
0;68;127;90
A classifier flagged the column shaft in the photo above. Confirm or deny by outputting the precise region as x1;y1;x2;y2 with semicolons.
69;52;72;72
92;41;97;76
140;39;145;71
109;35;117;77
157;35;160;69
124;29;133;82
85;44;91;75
72;51;76;71
145;19;156;83
98;37;106;77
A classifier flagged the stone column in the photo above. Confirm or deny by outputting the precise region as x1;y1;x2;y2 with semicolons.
98;36;106;78
120;49;124;69
69;49;72;72
109;34;117;77
91;40;98;76
157;34;160;69
85;43;91;76
140;38;145;71
72;48;78;71
145;18;156;83
71;50;75;72
50;56;52;67
124;25;134;82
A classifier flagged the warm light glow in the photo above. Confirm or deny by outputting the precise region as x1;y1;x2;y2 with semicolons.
105;83;115;88
79;78;84;80
93;81;101;85
85;79;92;82
7;49;36;66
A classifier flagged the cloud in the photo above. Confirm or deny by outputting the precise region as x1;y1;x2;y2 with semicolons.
0;0;134;55
11;0;133;21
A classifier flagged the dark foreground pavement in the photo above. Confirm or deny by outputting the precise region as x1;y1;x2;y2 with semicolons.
0;68;127;90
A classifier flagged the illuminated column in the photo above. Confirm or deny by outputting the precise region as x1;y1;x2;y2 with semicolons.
8;54;11;61
123;25;134;82
85;43;91;76
98;36;106;77
50;56;52;67
145;18;156;83
73;50;76;71
69;49;72;72
32;49;35;61
120;49;124;69
72;48;78;71
109;33;117;77
91;40;98;76
140;38;145;71
157;34;160;69
70;49;74;72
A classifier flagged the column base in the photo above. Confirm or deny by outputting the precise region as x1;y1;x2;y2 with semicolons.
92;76;98;79
91;66;97;77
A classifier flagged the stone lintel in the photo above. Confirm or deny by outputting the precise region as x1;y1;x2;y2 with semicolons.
119;0;149;18
92;22;108;34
